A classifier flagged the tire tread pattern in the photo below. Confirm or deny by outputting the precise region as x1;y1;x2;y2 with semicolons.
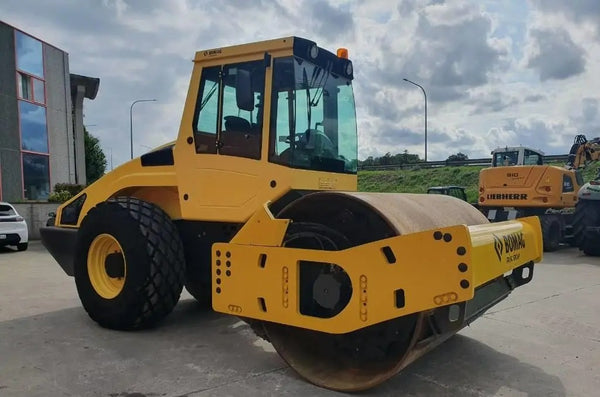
572;200;600;256
540;215;561;252
80;197;185;330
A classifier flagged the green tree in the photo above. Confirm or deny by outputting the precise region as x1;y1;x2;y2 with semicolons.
84;128;107;184
447;152;469;162
358;150;421;168
398;149;420;164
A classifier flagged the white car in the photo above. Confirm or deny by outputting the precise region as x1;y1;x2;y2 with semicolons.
0;202;28;251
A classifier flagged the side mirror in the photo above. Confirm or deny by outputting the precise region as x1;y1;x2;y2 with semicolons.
46;212;56;227
236;69;254;111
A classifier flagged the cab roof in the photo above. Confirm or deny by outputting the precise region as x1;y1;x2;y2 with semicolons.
491;146;545;155
193;36;353;79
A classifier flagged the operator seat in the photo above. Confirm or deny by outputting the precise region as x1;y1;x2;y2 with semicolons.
224;115;251;133
221;115;260;159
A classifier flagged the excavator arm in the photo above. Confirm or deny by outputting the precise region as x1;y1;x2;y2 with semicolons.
567;134;600;169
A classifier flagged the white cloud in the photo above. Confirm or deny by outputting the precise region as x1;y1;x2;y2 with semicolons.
1;0;599;165
525;28;586;81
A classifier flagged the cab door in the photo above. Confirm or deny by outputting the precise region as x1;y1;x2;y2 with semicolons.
175;57;275;222
193;60;265;160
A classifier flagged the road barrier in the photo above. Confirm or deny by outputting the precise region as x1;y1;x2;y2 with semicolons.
359;154;570;171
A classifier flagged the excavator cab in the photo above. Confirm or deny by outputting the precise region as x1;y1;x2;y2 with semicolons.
491;146;544;167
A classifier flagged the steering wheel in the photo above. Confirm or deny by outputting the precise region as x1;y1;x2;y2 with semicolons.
282;131;309;150
304;129;334;155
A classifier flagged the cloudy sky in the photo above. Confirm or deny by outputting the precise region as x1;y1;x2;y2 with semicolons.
3;0;600;166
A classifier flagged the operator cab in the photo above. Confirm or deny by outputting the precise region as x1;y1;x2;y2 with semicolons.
193;37;358;174
491;146;544;167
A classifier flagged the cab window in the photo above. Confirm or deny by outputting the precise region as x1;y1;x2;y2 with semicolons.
193;66;220;154
192;60;265;159
268;56;358;173
449;188;465;200
524;149;543;165
493;151;519;166
219;61;265;160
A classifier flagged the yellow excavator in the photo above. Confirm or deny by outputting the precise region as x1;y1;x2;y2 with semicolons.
40;37;542;392
479;134;600;253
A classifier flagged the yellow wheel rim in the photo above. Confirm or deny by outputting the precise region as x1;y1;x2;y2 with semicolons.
87;233;127;299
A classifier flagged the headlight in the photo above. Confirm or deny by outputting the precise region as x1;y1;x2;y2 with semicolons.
309;44;319;59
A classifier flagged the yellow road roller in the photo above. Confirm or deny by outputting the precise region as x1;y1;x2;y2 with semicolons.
40;37;543;392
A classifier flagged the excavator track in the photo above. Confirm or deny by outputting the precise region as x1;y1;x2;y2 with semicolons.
254;192;501;391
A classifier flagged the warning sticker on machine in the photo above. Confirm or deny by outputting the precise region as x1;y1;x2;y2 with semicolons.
493;231;526;262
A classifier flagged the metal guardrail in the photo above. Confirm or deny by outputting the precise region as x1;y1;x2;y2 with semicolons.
359;154;570;171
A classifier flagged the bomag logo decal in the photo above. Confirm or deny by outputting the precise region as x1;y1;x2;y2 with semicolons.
493;235;503;261
493;232;526;262
486;193;528;200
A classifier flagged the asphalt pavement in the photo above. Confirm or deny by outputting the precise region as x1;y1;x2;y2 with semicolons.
1;241;599;396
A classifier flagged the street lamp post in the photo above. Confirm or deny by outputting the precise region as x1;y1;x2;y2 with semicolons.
403;78;427;162
129;99;156;159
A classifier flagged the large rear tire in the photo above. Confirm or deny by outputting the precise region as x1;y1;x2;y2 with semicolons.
573;200;600;256
540;215;561;252
74;197;185;330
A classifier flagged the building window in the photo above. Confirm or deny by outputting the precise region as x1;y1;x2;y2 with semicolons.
15;31;44;78
17;72;32;100
33;78;45;104
17;72;45;105
19;100;48;153
22;153;50;200
14;31;50;201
